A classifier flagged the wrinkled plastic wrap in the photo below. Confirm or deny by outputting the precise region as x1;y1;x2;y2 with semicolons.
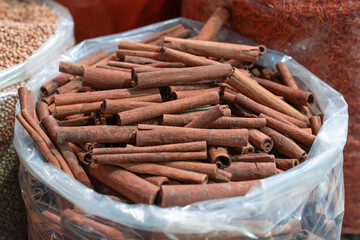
14;18;348;239
0;0;74;89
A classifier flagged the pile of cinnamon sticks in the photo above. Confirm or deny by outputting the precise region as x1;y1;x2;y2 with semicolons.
17;13;323;210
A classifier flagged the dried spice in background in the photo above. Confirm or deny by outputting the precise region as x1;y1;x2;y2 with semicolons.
182;0;360;233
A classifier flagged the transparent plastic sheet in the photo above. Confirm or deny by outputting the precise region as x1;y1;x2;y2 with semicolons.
0;0;74;89
14;18;348;239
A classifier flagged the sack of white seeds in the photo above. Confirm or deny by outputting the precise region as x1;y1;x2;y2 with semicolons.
14;18;348;239
0;0;73;238
0;0;74;89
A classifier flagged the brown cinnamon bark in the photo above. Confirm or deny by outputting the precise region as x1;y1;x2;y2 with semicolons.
309;116;322;135
208;146;231;168
42;116;93;188
68;143;93;165
162;114;266;129
117;163;208;184
226;68;308;122
249;128;273;153
36;101;49;121
159;180;259;207
108;61;151;69
55;126;137;144
132;64;232;88
16;113;61;168
260;113;316;147
41;50;108;95
87;164;160;204
94;151;207;164
163;37;266;62
118;41;162;52
172;88;222;99
238;142;255;155
231;92;308;128
254;77;315;106
275;158;300;171
260;127;306;161
55;101;102;119
100;100;155;114
56;77;82;94
142;176;170;186
117;91;220;125
140;24;185;44
231;153;275;162
42;94;55;105
185;104;225;128
57;115;96;127
92;141;207;155
54;88;159;105
124;55;160;64
136;125;248;147
169;84;216;92
196;7;230;41
225;162;277;181
21;110;74;177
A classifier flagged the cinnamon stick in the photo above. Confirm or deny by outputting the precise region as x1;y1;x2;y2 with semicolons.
208;146;231;168
57;115;96;127
136;125;248;147
55;101;102;119
172;87;222;99
225;162;277;181
56;77;82;94
142;176;170;186
36;101;49;121
69;143;93;165
196;7;230;41
86;164;160;204
117;163;208;184
117;91;220;125
100;100;155;115
248;128;273;153
184;104;225;128
159;180;259;207
309;116;322;135
92;141;207;155
231;153;275;162
275;158;300;171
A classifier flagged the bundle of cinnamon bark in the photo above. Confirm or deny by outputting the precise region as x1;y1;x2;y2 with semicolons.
17;16;323;211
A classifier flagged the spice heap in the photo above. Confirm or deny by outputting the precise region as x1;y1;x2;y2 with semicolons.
0;0;57;70
17;10;324;239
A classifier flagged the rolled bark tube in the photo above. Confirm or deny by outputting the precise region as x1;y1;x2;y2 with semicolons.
253;77;315;106
27;90;37;120
87;164;160;204
108;61;152;69
124;55;161;64
94;151;207;164
149;62;186;68
163;37;266;62
238;142;255;155
142;176;170;186
68;143;93;165
100;100;155;114
309;116;322;135
78;142;94;152
215;169;232;182
118;163;208;184
172;87;222;99
118;41;162;52
133;64;232;88
159;180;259;207
116;49;165;61
231;153;275;162
55;126;137;144
196;7;230;41
225;162;277;181
232;92;308;128
208;147;231;168
41;50;108;95
136;125;248;147
42;94;55;105
81;66;132;89
160;161;220;181
48;103;56;116
159;47;222;66
249;128;273;153
117;91;220;125
96;65;132;72
275;158;300;171
226;68;308;122
16;114;61;169
42;116;93;188
162;114;266;129
55;101;102;119
56;77;82;94
21;110;74;177
36;101;50;121
141;24;185;44
59;61;84;75
169;84;216;91
93;141;207;155
57;115;96;127
178;104;231;116
54;88;159;105
185;104;225;128
260;113;316;147
60;209;126;239
260;127;307;161
222;90;237;102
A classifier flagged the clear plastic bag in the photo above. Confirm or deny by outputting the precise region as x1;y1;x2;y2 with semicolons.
14;18;348;239
0;0;74;89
